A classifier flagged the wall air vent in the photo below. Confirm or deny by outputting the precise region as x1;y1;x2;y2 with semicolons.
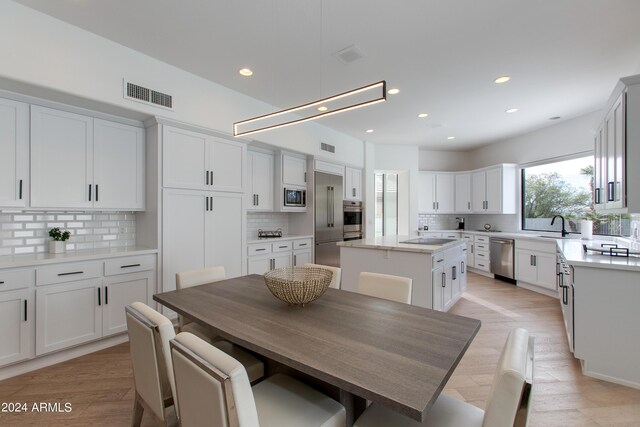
332;45;366;65
124;80;173;110
320;142;335;153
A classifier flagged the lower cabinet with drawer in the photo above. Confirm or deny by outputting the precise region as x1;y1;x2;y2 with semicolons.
472;235;491;272
247;237;313;274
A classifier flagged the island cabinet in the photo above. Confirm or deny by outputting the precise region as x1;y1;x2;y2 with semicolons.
338;236;468;312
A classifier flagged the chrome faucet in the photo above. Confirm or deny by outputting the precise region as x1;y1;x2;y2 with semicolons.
550;215;569;237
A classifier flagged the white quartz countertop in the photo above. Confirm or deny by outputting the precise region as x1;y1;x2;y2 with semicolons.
0;246;158;269
418;229;564;241
246;235;314;244
337;235;465;254
558;239;640;272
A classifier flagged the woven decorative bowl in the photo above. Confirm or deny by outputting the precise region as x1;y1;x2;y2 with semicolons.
264;267;333;306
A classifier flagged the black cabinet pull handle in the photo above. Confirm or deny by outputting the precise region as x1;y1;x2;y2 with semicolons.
19;179;23;199
299;243;307;247
121;264;141;269
452;266;457;280
24;300;28;321
206;170;209;185
95;184;99;202
607;182;615;201
255;248;266;252
209;171;214;186
562;285;568;305
0;281;4;284
58;271;83;276
595;188;601;204
205;196;209;211
88;184;92;201
442;272;446;287
97;288;101;306
105;286;108;305
256;194;259;205
279;245;288;249
461;261;465;274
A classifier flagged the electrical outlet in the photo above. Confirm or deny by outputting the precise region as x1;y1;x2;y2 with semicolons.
119;227;126;234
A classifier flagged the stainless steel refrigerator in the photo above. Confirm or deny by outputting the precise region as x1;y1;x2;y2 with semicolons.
315;172;343;267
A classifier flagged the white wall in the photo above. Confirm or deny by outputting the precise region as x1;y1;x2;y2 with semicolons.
467;111;600;168
418;149;471;171
0;2;364;166
374;144;419;235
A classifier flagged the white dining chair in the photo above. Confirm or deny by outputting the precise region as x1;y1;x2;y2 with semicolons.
175;268;264;383
353;328;535;427
304;263;342;289
170;331;346;427
358;272;413;304
125;301;178;426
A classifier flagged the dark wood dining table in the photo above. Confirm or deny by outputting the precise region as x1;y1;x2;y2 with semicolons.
154;274;481;426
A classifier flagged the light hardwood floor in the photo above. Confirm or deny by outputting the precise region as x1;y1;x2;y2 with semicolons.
1;272;639;426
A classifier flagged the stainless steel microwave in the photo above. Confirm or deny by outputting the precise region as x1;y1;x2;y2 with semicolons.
284;188;306;207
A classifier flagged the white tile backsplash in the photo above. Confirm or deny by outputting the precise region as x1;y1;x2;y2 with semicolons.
417;213;519;232
247;212;290;239
0;211;136;255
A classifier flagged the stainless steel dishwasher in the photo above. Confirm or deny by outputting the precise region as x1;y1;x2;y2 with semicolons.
490;238;515;279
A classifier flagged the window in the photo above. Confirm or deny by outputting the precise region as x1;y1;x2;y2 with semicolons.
374;173;398;236
521;156;630;236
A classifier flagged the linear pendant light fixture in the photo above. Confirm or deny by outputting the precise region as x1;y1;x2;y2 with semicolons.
233;80;386;137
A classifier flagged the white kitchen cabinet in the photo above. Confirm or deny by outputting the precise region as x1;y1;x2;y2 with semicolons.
462;233;475;268
0;98;29;208
454;173;472;213
163;126;245;193
0;289;33;367
471;165;517;214
604;94;624;210
31;106;93;209
459;257;468;292
273;252;292;269
247;150;274;211
93;119;145;210
594;125;605;208
36;278;102;355
432;264;445;311
282;154;307;187
418;172;455;213
443;258;455;311
344;167;362;201
163;189;244;294
31;105;145;210
248;256;272;275
102;271;153;337
293;249;312;266
516;249;556;291
247;238;313;274
473;235;490;272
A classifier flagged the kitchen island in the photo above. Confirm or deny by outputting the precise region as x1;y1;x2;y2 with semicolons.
337;235;467;311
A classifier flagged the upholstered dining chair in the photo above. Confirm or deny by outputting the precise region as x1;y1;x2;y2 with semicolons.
304;263;342;289
125;302;178;426
170;331;346;427
357;272;413;304
353;328;535;427
174;267;265;383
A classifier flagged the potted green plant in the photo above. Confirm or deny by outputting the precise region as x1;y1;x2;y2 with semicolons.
48;227;71;254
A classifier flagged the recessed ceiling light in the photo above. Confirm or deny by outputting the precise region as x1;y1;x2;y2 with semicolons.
238;68;253;77
365;129;374;133
447;136;455;140
317;106;328;112
494;76;510;84
505;108;518;113
418;113;429;118
549;116;561;120
387;88;400;95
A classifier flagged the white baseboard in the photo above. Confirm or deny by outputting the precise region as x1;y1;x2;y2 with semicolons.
516;281;559;298
467;267;493;278
581;360;640;389
0;334;129;381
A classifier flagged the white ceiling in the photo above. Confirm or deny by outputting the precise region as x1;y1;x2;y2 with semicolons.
15;0;640;150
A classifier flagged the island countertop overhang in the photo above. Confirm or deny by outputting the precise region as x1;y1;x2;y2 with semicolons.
337;235;466;254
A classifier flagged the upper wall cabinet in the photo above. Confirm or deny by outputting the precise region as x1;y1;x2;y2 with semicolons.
418;173;454;213
247;150;274;211
280;153;307;188
471;165;517;214
594;75;640;213
454;173;472;213
274;151;307;212
344;167;362;201
0;98;29;208
31;106;145;210
163;125;245;193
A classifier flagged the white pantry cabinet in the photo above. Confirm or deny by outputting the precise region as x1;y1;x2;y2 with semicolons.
247;150;274;211
418;173;454;213
0;97;29;208
163;125;245;193
30;105;145;210
344;167;362;201
0;289;33;366
163;189;243;294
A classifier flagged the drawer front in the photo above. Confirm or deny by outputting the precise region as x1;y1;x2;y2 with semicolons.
462;234;474;241
104;255;156;276
474;259;490;271
515;238;557;253
247;243;272;256
475;251;489;262
474;235;489;244
443;233;461;239
272;241;293;253
432;252;445;267
36;261;103;286
293;238;312;250
0;269;35;292
475;243;489;252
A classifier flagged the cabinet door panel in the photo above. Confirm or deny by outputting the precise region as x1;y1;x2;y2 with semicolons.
344;167;362;201
293;250;312;267
163;126;207;190
485;167;502;213
443;260;454;311
435;174;455;213
459;258;467;292
515;250;537;284
471;171;486;212
31;106;93;208
455;174;472;213
535;253;557;291
103;271;153;336
210;138;245;193
162;189;207;294
206;193;243;279
94;119;144;210
282;155;307;187
273;253;292;269
36;279;102;355
432;266;444;311
0;98;29;208
248;151;274;211
0;289;33;367
418;173;436;213
594;126;605;208
248;257;272;275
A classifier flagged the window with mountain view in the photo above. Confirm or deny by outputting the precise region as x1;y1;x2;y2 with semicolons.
521;156;630;236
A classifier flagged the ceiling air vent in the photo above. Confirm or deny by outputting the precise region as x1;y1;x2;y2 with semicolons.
332;45;365;65
124;80;173;110
321;142;335;153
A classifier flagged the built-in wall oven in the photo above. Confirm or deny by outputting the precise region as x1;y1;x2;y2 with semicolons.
557;252;574;353
343;201;363;240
